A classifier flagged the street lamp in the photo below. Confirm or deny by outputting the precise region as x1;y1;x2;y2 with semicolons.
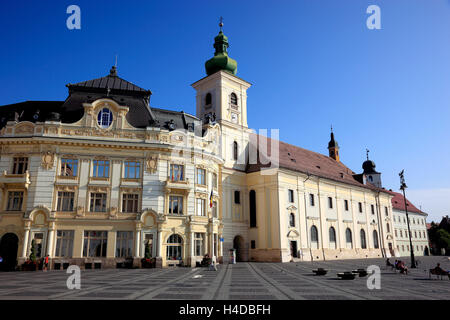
399;170;416;268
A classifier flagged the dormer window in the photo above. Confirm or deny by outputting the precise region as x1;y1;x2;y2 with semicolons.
230;93;238;105
97;108;113;129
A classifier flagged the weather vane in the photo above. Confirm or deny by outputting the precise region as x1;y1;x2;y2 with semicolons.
219;16;223;31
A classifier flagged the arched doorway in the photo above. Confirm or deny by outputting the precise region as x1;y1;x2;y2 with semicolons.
0;233;19;271
233;236;244;262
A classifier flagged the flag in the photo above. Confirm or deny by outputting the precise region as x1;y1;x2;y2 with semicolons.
209;189;213;208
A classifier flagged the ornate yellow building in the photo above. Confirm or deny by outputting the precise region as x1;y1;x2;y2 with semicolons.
0;26;398;270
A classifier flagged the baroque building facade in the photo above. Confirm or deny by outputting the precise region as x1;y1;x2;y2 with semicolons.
0;25;420;270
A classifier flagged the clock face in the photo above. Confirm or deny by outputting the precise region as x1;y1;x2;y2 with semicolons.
231;113;238;123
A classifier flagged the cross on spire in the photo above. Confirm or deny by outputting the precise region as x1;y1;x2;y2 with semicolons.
219;16;224;31
366;148;370;160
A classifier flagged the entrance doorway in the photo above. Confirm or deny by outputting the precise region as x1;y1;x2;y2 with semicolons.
290;241;298;258
0;233;19;271
233;236;244;262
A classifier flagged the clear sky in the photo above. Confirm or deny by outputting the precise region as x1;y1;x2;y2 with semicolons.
0;0;449;222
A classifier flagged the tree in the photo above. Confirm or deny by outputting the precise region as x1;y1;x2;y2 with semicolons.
29;239;36;262
144;241;151;260
436;229;450;252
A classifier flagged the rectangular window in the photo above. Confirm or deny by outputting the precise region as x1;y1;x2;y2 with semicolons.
196;168;206;185
57;191;75;212
385;207;388;216
344;200;349;211
371;204;375;215
124;161;141;179
12;157;28;174
234;190;240;204
358;202;363;213
169;195;183;215
212;173;218;189
122;193;139;213
93;160;110;178
60;158;78;177
328;197;333;209
288;189;294;203
194;233;205;256
116;231;134;257
309;194;315;206
251;240;256;249
170;164;184;181
54;230;74;257
89;193;107;212
7;191;24;211
196;198;205;216
83;231;108;257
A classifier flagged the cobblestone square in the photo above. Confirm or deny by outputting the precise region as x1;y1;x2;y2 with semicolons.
0;256;448;300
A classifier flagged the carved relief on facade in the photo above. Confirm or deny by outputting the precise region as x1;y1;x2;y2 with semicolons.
41;151;55;170
15;122;34;135
145;156;158;174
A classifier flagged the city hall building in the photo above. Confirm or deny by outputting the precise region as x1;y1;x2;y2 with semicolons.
0;25;415;270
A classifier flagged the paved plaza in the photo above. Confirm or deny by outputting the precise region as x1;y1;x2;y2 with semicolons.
0;256;448;300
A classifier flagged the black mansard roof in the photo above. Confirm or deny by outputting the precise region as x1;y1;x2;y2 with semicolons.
0;67;202;134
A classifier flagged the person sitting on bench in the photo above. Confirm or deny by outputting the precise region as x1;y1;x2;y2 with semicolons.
397;260;408;274
386;258;394;268
432;263;448;275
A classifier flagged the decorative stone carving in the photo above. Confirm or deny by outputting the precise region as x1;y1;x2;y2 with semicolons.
145;156;158;174
76;206;85;217
15;123;34;135
41;151;55;170
109;207;118;219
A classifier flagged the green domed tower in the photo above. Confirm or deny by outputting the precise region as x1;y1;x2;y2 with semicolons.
205;21;238;76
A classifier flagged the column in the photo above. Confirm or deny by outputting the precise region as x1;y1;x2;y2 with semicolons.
156;228;162;257
190;231;195;267
22;227;30;258
135;230;141;258
46;224;55;257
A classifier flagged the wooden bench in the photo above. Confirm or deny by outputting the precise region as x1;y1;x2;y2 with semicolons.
337;272;356;280
429;269;450;280
352;269;368;277
312;268;328;276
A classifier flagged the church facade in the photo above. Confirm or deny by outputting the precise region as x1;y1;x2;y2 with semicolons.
0;26;403;270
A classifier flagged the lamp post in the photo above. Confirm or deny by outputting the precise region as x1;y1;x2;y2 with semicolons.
399;170;416;268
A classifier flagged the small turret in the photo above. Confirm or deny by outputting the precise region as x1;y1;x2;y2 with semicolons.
328;127;340;162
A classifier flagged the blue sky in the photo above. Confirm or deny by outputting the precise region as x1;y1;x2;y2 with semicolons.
0;0;449;222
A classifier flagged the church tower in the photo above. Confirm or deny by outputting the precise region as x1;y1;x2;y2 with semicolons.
192;20;252;170
328;128;340;162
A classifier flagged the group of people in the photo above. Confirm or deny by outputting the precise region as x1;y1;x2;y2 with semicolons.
386;259;409;274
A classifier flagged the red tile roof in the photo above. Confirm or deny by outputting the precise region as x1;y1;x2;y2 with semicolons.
385;190;425;215
246;134;389;193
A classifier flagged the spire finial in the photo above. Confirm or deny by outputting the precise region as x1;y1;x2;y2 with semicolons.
115;54;118;68
331;124;333;133
366;148;370;160
219;16;224;32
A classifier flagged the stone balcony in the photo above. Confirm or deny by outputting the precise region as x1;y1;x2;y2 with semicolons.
0;170;31;189
164;178;191;195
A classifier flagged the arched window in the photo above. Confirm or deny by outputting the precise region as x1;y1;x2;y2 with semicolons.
345;228;353;248
230;93;238;105
289;213;295;227
249;190;256;228
205;93;212;106
360;229;367;249
386;223;390;233
233;141;238;161
329;227;336;249
310;225;319;249
166;234;183;261
97;108;113;128
373;230;379;249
